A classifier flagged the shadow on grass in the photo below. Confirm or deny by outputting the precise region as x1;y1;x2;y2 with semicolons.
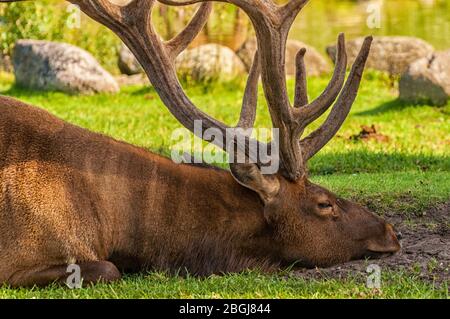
1;84;156;99
355;98;417;116
356;97;450;117
0;85;62;99
129;86;155;96
155;149;449;175
308;150;449;175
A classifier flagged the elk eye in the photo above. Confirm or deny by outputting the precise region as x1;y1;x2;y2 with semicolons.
318;202;333;209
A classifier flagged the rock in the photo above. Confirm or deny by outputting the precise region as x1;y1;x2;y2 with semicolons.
13;39;119;94
117;42;248;82
118;42;144;75
285;40;331;76
237;38;331;76
115;74;150;87
399;50;450;106
326;36;434;75
175;43;246;82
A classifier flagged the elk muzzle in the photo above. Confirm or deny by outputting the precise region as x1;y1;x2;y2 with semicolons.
365;223;402;258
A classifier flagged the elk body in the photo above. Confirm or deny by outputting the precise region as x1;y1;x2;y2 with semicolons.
0;0;401;287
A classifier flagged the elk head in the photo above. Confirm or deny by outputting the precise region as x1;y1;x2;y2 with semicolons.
1;0;401;267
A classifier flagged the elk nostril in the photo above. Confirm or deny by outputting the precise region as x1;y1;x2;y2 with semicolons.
396;231;403;240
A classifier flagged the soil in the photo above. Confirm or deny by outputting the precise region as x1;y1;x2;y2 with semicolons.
350;125;390;143
294;202;450;286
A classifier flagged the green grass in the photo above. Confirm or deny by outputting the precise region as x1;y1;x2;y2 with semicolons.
1;271;448;299
313;171;449;215
0;71;448;299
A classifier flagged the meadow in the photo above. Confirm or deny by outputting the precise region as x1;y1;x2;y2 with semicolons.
0;70;448;298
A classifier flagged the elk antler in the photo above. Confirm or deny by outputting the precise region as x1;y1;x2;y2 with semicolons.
66;0;266;164
300;36;373;161
1;0;372;182
157;0;372;180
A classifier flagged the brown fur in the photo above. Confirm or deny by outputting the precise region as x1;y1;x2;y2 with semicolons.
0;96;400;287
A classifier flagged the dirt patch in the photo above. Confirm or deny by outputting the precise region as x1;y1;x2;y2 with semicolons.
294;202;450;286
350;125;390;143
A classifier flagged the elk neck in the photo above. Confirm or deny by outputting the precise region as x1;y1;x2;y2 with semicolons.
95;140;281;273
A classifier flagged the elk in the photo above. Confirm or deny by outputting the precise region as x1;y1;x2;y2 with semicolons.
0;0;401;287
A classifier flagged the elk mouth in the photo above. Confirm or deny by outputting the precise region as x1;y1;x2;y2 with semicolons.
363;250;396;260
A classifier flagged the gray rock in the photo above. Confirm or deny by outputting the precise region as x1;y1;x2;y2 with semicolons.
399;50;450;106
237;38;331;76
118;42;144;75
116;42;248;82
326;36;434;75
13;39;119;94
176;43;246;82
115;74;150;87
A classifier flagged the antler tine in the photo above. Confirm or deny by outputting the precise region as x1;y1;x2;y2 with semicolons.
156;0;309;180
165;3;213;59
293;47;308;108
231;51;261;165
300;36;373;161
237;51;261;130
292;33;347;133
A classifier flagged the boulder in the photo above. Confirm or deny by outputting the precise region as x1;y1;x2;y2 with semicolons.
175;43;246;82
326;36;434;75
13;39;119;94
399;50;450;106
117;42;248;82
118;42;144;75
237;38;331;76
115;74;150;87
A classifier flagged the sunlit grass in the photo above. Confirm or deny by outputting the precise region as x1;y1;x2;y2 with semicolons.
0;270;448;299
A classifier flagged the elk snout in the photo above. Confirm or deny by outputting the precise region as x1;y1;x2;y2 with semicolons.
366;223;402;258
386;223;402;250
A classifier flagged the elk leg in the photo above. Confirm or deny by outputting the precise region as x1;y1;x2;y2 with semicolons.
8;261;121;288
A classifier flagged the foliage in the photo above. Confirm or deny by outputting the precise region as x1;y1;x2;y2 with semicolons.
0;1;252;72
0;0;68;54
0;0;121;72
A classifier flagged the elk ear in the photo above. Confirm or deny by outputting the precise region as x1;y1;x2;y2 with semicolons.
230;164;280;204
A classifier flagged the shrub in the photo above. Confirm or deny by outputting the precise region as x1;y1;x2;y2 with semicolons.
0;2;250;74
0;0;121;73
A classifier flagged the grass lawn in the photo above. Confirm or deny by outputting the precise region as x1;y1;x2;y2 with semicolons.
1;271;447;299
0;71;448;298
